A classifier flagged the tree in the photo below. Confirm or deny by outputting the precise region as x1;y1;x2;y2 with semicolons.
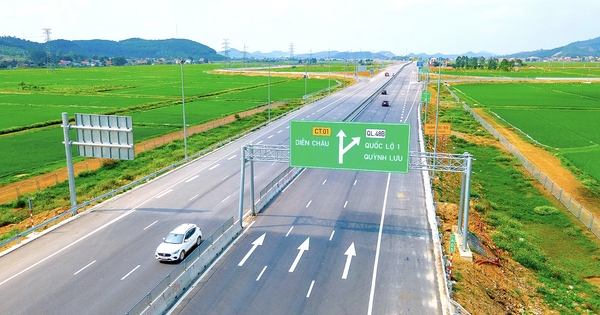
499;59;512;71
112;56;127;66
487;58;498;70
468;57;478;69
478;57;486;68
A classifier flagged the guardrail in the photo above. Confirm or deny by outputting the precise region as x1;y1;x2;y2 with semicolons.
463;104;600;239
256;166;303;213
126;217;238;315
0;92;331;251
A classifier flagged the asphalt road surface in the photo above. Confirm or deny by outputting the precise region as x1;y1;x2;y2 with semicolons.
0;63;432;315
168;63;446;315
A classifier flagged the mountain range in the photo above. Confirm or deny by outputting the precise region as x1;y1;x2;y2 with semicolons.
0;36;225;61
2;35;599;62
504;36;600;58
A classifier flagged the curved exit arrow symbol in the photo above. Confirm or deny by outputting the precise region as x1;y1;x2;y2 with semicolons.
337;130;360;164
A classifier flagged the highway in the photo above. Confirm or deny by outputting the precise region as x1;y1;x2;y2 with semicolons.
168;63;446;314
0;63;428;314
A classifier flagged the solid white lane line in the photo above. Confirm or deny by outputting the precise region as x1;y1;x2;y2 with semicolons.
367;173;392;315
227;155;237;160
306;280;315;298
285;226;294;237
221;196;231;203
189;194;199;201
329;230;335;241
306;200;312;208
208;164;220;170
267;135;274;139
121;265;141;281
344;201;348;208
322;179;327;185
143;220;158;230
221;175;230;181
185;175;199;183
73;260;96;275
155;189;173;199
256;266;268;281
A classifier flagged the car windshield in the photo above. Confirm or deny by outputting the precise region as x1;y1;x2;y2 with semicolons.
165;233;184;244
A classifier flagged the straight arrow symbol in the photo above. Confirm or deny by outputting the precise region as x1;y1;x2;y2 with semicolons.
289;237;310;272
342;242;356;279
238;233;266;267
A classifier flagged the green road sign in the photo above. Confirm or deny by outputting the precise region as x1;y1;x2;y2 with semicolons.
421;91;431;102
449;234;456;254
290;120;411;173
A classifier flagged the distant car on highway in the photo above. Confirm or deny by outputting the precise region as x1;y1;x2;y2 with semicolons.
385;72;389;76
381;90;387;95
382;100;389;107
155;223;202;262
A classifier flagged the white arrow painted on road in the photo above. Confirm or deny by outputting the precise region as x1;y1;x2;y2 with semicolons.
337;130;360;164
289;237;310;272
238;233;266;266
342;242;356;279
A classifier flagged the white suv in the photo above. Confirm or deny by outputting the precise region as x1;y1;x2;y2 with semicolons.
155;223;202;262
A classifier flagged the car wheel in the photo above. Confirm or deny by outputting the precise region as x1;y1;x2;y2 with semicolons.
179;250;186;261
196;236;201;246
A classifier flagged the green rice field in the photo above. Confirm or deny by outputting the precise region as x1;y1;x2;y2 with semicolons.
450;82;600;183
0;64;333;182
439;62;600;78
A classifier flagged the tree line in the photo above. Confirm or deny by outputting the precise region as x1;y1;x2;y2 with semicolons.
450;56;526;71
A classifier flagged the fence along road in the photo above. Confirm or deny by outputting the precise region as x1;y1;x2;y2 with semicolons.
462;103;600;239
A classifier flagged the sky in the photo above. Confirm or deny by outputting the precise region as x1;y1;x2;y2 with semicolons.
2;0;600;56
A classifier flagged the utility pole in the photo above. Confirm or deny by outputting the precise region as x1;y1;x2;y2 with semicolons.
433;62;441;176
222;39;230;67
243;44;248;67
328;49;331;94
43;28;53;74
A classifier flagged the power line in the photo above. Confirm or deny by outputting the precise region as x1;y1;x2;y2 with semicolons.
43;28;54;74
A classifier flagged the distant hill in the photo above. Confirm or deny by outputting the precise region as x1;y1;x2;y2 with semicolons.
505;36;600;58
408;51;497;59
0;36;225;61
218;49;394;60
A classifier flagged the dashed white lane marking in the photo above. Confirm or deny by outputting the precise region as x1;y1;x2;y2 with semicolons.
256;266;268;281
306;200;312;208
322;180;327;185
189;194;199;201
268;135;274;139
155;189;173;199
227;155;237;160
73;260;96;275
329;230;335;241
221;196;231;203
344;201;348;208
306;280;316;298
222;175;230;181
143;220;158;230
353;180;357;186
185;175;199;182
285;226;294;237
257;141;263;144
209;164;220;170
121;265;141;281
277;130;283;133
